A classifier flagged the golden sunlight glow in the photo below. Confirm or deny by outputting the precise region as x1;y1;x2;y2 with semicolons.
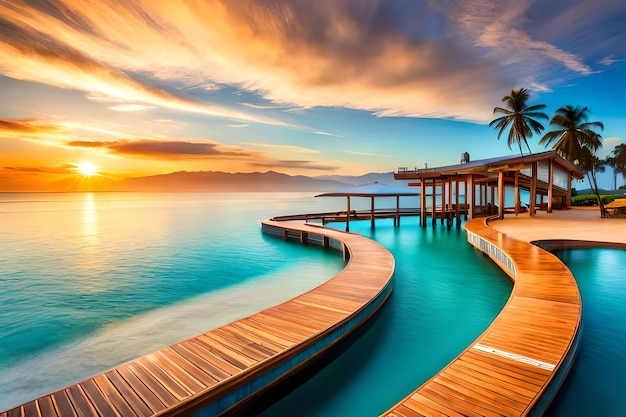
76;162;98;177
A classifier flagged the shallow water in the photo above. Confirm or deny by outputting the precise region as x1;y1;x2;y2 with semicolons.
260;217;513;416
0;192;345;409
546;248;626;416
0;192;515;414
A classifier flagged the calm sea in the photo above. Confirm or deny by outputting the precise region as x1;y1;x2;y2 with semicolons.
0;192;347;410
0;191;515;414
546;248;626;416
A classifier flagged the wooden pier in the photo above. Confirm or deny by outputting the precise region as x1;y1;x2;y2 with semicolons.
5;208;613;417
382;217;582;416
1;220;394;417
271;206;468;230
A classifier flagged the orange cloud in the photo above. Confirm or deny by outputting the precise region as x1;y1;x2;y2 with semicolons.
251;160;339;172
0;2;294;127
0;118;68;136
0;0;613;125
67;139;258;160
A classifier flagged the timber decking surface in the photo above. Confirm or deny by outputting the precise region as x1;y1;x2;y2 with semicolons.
3;220;394;417
383;216;583;417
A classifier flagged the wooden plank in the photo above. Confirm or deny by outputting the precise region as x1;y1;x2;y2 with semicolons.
420;385;501;417
133;357;191;401
65;385;98;417
170;343;232;382
50;392;78;417
124;362;178;408
145;349;204;394
36;397;59;417
92;374;138;417
79;379;122;417
5;407;23;417
183;339;242;375
385;404;425;417
226;322;290;351
103;370;154;416
22;402;39;417
114;367;167;414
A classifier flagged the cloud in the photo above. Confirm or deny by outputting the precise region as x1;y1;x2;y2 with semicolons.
67;139;256;159
342;150;388;157
243;142;320;154
596;136;624;159
0;118;67;135
600;55;626;66
0;4;295;128
3;164;74;174
251;160;339;171
110;104;155;112
0;0;620;124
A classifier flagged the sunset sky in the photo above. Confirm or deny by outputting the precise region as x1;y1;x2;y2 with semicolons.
1;0;625;191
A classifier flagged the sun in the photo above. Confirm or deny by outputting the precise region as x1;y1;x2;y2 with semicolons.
76;162;99;177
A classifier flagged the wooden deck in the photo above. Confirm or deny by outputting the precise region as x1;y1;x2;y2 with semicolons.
382;216;583;417
2;220;395;417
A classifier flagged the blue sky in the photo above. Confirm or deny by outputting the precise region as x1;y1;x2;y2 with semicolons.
0;0;625;190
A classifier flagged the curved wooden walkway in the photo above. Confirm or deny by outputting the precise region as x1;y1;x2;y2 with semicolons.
1;220;394;417
383;217;582;417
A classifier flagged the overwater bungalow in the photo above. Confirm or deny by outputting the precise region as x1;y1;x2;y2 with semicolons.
394;150;584;226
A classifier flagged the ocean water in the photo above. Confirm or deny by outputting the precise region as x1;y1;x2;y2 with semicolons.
546;248;626;416
0;192;346;410
261;217;513;415
0;192;515;414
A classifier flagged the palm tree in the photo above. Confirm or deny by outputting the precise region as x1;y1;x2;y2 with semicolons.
539;105;604;163
540;105;605;215
611;143;626;189
605;156;618;190
489;88;548;156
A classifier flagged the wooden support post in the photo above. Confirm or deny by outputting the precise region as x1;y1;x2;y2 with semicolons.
370;196;375;229
514;172;520;216
490;181;496;215
479;182;484;216
396;195;400;227
498;171;505;219
431;179;437;228
300;231;308;244
346;196;351;232
530;162;537;216
441;181;446;224
548;159;554;213
455;177;460;226
468;175;475;219
420;178;426;227
323;236;329;248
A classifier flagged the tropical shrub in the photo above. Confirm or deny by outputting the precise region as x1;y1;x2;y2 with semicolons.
571;194;625;206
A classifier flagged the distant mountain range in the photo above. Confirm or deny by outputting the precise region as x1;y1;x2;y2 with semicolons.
50;170;400;192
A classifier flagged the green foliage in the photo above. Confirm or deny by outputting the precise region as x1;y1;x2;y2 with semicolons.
620;185;626;190
490;88;547;156
571;194;625;206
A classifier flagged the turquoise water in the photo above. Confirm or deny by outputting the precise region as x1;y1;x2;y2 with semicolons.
546;248;626;416
0;192;514;414
0;192;346;410
261;217;513;415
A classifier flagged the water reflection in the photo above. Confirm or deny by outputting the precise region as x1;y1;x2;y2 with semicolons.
81;193;99;244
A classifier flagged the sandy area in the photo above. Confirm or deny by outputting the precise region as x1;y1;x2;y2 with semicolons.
488;207;626;245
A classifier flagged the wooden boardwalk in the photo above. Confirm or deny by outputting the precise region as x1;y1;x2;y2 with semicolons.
2;220;394;417
382;217;582;417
